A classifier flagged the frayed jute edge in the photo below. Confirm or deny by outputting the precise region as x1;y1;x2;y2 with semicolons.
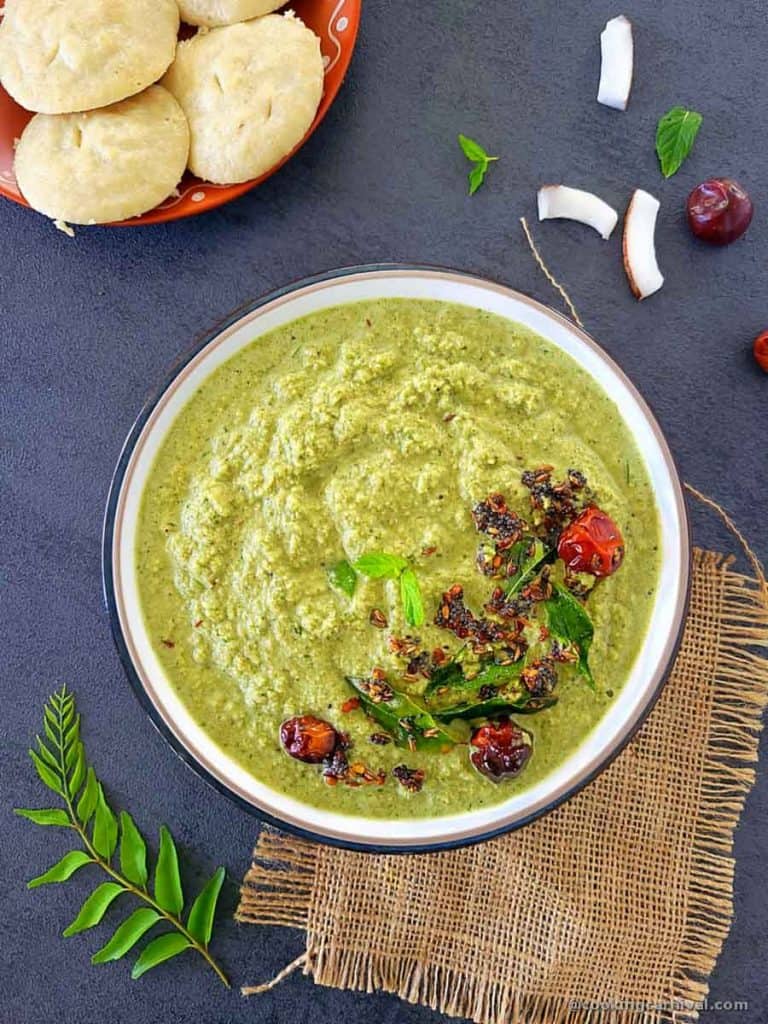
237;551;768;1023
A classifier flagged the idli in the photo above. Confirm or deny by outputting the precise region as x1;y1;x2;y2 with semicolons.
162;14;323;184
177;0;285;28
0;0;180;114
14;85;190;224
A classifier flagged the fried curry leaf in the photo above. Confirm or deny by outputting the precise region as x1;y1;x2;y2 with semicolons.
328;559;357;598
505;539;551;596
425;660;522;704
422;660;466;700
425;660;555;720
345;677;460;752
433;693;557;722
545;583;595;689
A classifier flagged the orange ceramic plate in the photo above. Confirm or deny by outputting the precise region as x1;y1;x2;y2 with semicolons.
0;0;360;226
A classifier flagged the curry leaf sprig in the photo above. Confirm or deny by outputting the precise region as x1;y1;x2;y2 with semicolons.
457;134;499;195
15;687;229;986
353;552;425;627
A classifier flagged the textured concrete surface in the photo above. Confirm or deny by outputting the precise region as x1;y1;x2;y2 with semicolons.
1;1;766;1021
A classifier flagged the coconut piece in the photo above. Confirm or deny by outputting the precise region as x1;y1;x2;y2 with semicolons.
623;189;664;300
537;185;618;239
597;15;634;111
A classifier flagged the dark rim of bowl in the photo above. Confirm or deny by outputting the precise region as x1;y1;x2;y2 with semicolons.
102;263;692;854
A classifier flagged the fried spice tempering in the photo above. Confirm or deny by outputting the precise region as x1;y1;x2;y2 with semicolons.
392;764;426;793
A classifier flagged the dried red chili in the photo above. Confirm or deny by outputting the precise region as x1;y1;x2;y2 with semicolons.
280;716;338;764
557;506;624;578
753;331;768;372
469;718;532;782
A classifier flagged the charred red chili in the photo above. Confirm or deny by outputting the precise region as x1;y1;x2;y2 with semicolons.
557;506;624;578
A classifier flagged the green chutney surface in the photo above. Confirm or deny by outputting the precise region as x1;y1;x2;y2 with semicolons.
136;299;661;818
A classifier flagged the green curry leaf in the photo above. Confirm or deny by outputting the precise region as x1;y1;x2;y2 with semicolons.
28;850;93;889
154;826;184;916
186;866;226;947
62;882;125;937
131;933;192;980
19;687;230;987
91;908;161;964
345;677;461;751
545;583;595;689
92;784;118;861
425;660;555;721
119;811;148;889
505;539;551;596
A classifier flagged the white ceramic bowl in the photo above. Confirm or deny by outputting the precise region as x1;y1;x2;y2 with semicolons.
103;266;690;852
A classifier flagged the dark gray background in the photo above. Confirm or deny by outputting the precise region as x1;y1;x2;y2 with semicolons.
2;1;765;1021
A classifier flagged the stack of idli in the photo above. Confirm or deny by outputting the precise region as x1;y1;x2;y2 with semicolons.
0;0;324;227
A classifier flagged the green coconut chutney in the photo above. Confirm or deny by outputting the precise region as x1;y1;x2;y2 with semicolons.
136;299;660;818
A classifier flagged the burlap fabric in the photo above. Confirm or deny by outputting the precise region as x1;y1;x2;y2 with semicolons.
237;549;768;1024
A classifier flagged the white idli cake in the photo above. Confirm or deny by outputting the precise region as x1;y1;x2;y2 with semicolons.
162;13;324;184
177;0;286;28
14;85;190;224
0;0;180;114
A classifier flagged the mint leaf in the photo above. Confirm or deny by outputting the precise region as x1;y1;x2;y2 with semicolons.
458;133;490;163
328;559;357;597
353;552;408;580
399;569;425;627
655;106;702;178
458;134;498;195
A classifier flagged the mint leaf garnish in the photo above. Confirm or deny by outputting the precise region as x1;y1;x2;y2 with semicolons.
655;106;702;178
458;134;499;195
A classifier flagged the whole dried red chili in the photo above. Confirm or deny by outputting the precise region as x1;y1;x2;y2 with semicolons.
469;718;532;782
557;506;624;578
280;715;338;764
753;331;768;372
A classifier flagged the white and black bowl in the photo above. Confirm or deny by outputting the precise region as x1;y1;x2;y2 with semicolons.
103;266;690;852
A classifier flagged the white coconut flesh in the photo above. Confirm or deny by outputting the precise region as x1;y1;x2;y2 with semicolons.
537;185;618;239
597;15;633;111
623;189;664;300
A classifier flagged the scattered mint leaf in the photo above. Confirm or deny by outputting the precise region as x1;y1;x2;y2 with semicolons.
328;559;357;597
399;569;425;627
458;134;489;163
354;551;427;627
655;106;703;178
353;552;408;580
458;134;499;195
16;687;230;987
